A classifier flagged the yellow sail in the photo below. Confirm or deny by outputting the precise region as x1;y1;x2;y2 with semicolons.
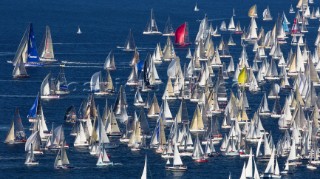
238;67;247;85
248;4;257;17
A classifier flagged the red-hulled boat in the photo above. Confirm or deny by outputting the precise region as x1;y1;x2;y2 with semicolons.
194;157;209;163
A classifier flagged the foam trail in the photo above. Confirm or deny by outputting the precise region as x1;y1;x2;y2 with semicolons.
0;95;36;98
62;61;104;65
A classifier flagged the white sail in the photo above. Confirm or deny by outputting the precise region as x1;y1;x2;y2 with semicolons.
141;155;147;179
39;26;56;61
173;144;183;166
90;71;101;92
41;73;51;96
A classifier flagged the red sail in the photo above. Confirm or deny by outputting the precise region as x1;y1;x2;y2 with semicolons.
291;18;299;34
175;22;189;46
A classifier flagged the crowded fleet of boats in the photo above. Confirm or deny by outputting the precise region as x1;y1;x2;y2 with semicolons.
6;0;320;178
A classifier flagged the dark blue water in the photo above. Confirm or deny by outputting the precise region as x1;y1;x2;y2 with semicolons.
0;0;320;178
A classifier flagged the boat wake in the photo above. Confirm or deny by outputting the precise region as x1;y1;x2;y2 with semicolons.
116;46;153;51
64;65;102;68
0;94;36;98
0;126;10;131
113;163;123;166
61;61;104;65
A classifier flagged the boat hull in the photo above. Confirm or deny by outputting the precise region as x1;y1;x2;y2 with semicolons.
166;166;187;171
13;75;30;79
97;162;113;166
41;95;60;99
143;31;162;35
25;161;39;166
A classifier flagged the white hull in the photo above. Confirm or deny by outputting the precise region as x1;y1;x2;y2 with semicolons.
28;118;37;123
178;146;194;151
147;114;159;118
271;114;281;118
55;90;70;95
162;96;177;100
126;82;139;86
41;95;60;99
223;151;239;156
25;161;39;166
97;162;113;166
161;154;174;159
179;152;193;157
218;97;228;102
307;164;317;170
143;31;162;35
40;58;58;62
166;166;187;171
33;151;44;155
221;125;231;129
74;143;89;147
189;129;206;133
162;33;175;36
259;112;271;116
120;138;130;143
268;96;280;99
94;92;112;96
265;76;280;80
134;103;145;107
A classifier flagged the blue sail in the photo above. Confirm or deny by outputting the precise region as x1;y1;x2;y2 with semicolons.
282;20;289;33
156;120;160;141
27;94;39;118
137;60;144;71
27;23;42;66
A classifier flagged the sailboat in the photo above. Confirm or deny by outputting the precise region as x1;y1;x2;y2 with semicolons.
90;71;114;95
25;143;39;166
289;4;295;14
77;26;82;34
105;109;122;136
143;9;161;35
281;160;291;174
258;93;271;116
163;16;175;36
39;26;57;62
228;16;236;31
134;88;145;107
96;145;113;166
189;105;205;132
54;142;73;169
12;55;29;79
175;22;190;47
40;73;60;99
248;4;258;18
166;144;187;171
104;50;116;71
141;155;148;179
194;3;199;12
74;122;89;147
25;131;43;154
262;6;273;21
260;150;281;178
123;29;136;52
55;66;69;95
11;23;43;67
147;93;160;118
306;152;317;170
5;108;27;144
192;135;208;162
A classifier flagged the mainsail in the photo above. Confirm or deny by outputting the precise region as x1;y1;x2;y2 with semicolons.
175;22;190;46
39;26;56;62
27;23;42;66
